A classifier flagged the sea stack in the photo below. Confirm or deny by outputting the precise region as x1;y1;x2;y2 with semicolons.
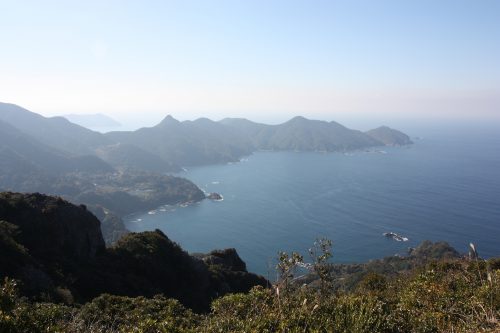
207;192;223;200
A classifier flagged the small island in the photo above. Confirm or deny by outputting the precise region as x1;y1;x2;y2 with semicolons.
207;192;223;201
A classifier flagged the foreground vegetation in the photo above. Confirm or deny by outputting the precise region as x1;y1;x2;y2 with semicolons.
1;247;499;332
1;190;498;332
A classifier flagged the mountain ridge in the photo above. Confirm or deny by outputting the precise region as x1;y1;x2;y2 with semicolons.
63;113;121;128
107;114;413;167
1;102;413;172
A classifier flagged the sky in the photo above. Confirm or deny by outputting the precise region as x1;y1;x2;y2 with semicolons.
1;0;499;128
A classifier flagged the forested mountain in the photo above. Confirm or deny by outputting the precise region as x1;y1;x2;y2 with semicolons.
227;116;382;151
0;102;413;244
365;126;413;145
0;102;177;173
106;115;254;166
95;143;180;173
0;102;112;155
107;114;413;166
1;102;413;173
0;119;113;177
0;103;206;244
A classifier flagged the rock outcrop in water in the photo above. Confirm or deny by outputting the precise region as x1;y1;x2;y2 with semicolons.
207;192;223;200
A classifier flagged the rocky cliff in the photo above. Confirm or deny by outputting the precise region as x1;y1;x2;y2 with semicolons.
0;192;267;312
0;192;105;261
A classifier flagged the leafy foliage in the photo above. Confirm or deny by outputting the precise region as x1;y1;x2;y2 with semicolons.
2;256;498;332
0;192;498;331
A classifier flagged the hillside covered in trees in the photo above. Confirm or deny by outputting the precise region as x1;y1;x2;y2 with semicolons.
1;102;412;174
0;102;413;247
0;191;498;332
0;192;267;313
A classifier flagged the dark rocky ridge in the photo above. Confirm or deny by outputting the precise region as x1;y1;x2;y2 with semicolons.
198;248;248;272
87;204;129;245
0;192;268;312
0;192;105;261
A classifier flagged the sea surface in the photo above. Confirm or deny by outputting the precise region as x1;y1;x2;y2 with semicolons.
126;123;500;277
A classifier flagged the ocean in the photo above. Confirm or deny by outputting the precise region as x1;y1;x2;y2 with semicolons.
125;122;500;277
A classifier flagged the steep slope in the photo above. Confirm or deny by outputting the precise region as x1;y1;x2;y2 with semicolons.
0;192;105;297
0;119;113;176
0;111;206;227
0;102;113;155
366;126;413;145
87;205;129;246
0;102;180;173
0;192;105;260
0;192;268;311
107;115;254;166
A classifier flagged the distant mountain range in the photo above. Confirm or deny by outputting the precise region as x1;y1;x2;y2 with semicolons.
219;116;405;151
63;113;121;129
105;115;412;167
106;115;255;166
0;102;412;174
0;102;178;173
0;118;112;178
0;101;412;243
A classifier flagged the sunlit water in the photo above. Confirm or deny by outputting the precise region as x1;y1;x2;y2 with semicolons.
126;124;500;276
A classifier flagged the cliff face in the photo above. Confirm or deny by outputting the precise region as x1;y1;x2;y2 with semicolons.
0;192;267;312
201;248;248;272
0;192;105;261
75;229;268;312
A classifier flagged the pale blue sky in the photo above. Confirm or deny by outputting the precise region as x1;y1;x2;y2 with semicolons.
1;0;499;127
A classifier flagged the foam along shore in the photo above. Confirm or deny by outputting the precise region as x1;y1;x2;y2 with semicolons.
383;232;409;242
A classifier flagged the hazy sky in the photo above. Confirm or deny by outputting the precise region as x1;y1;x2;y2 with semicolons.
1;0;499;127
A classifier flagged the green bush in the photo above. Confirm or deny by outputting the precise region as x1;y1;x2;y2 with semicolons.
1;248;499;332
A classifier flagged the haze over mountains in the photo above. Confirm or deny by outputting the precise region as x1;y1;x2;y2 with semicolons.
0;101;412;244
1;102;411;174
63;113;121;129
0;99;413;246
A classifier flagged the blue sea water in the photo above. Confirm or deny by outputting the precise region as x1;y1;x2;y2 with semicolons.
125;123;500;277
